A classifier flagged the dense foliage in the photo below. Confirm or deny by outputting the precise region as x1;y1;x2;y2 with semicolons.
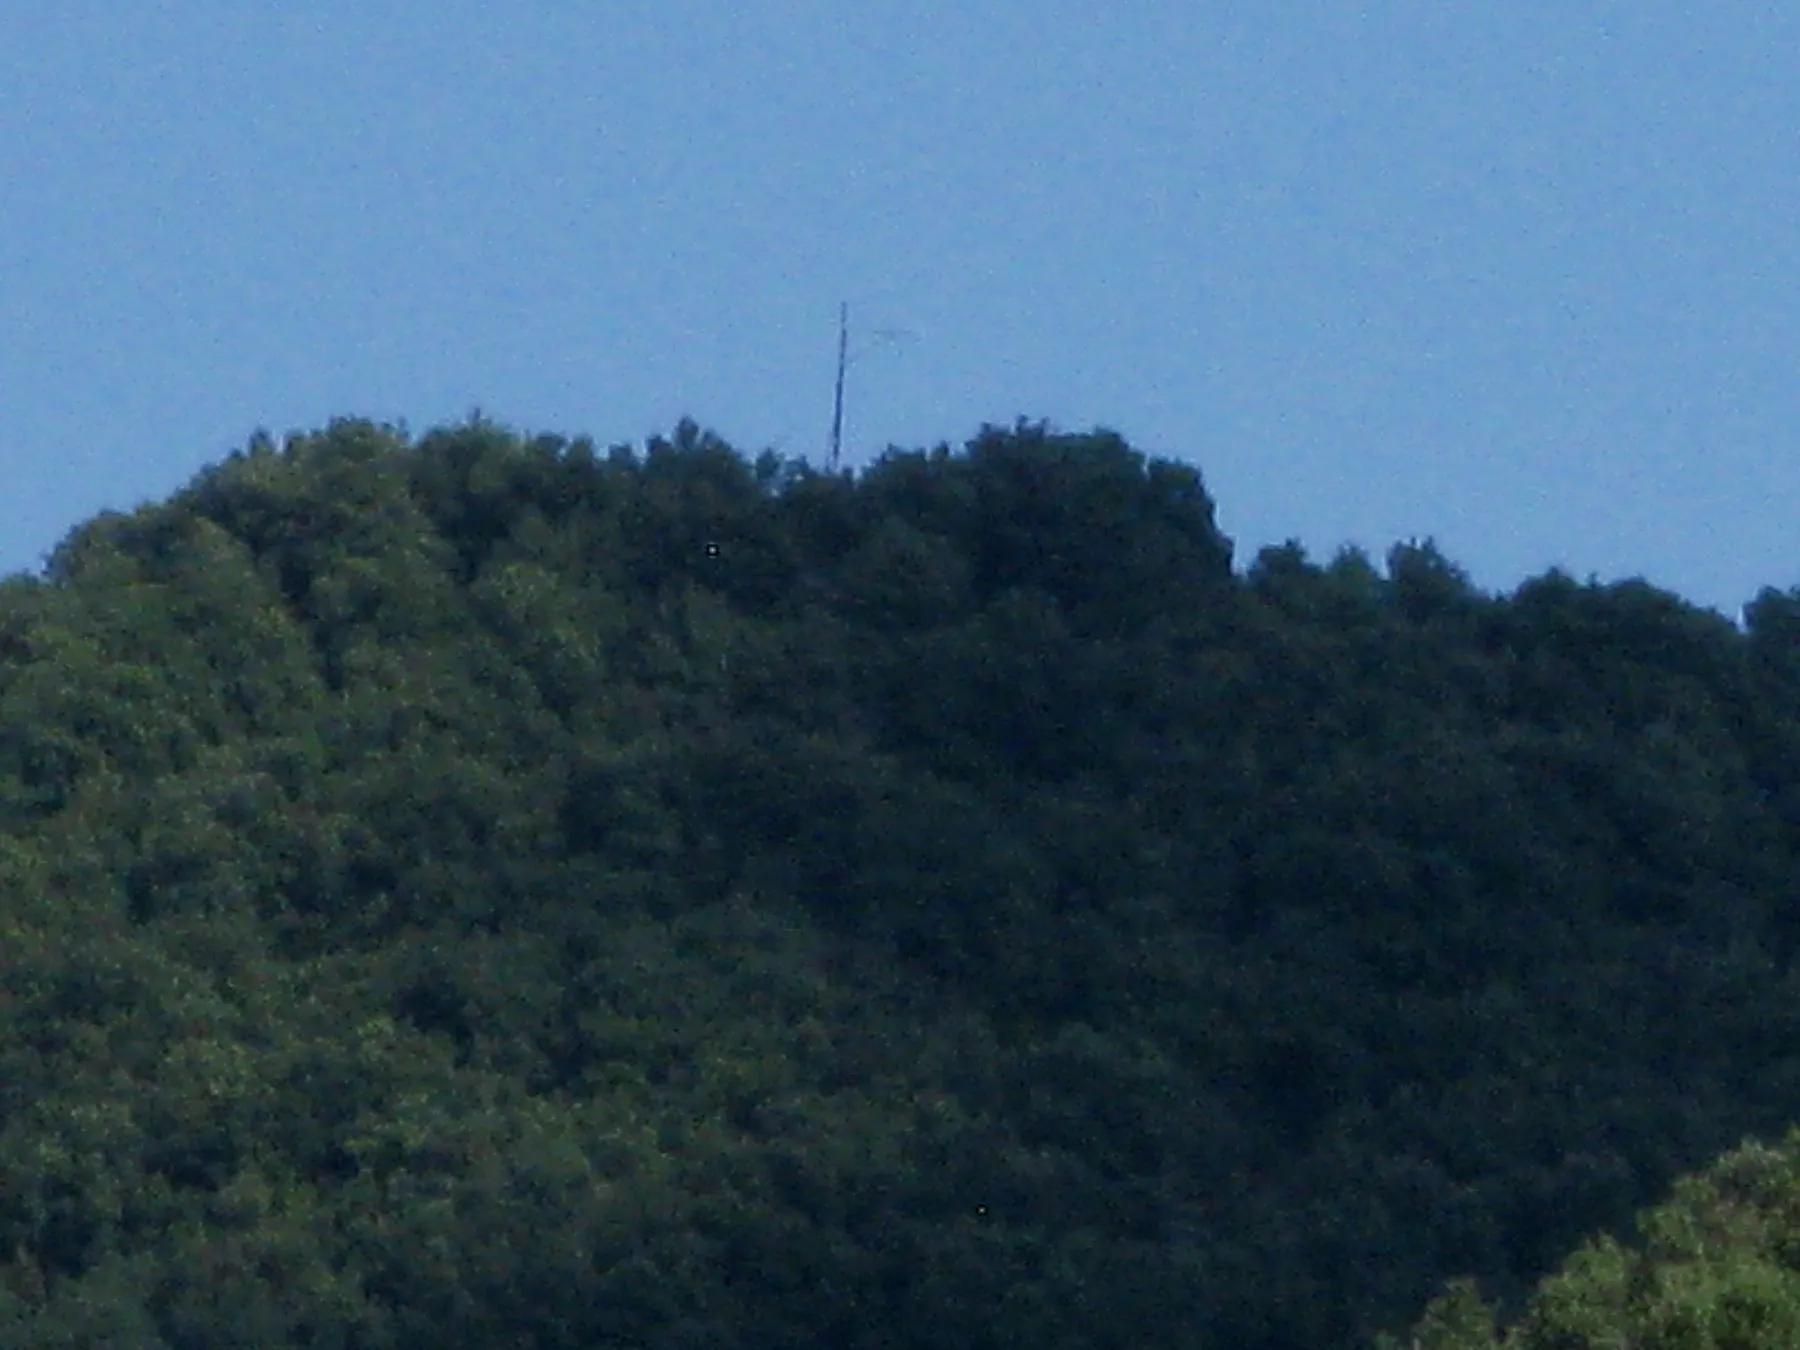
2;413;1800;1348
1388;1127;1800;1349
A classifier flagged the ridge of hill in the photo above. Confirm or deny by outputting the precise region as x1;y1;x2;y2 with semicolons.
3;414;1800;1348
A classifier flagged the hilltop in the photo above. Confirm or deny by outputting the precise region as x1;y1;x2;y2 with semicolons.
3;415;1800;1348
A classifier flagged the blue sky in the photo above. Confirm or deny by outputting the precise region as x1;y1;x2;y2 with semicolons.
4;2;1796;622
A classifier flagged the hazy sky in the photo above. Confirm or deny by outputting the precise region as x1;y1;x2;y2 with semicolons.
4;2;1796;620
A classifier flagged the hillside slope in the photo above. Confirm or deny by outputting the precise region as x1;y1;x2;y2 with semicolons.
2;415;1800;1348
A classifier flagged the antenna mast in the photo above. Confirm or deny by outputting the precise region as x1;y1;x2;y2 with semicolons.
829;301;848;473
827;302;912;473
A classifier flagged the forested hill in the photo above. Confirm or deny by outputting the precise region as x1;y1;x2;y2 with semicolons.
3;415;1800;1349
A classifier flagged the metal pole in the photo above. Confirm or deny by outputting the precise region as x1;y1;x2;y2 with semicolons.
830;302;847;473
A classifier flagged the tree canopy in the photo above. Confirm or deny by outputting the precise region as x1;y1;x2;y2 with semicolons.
0;413;1798;1348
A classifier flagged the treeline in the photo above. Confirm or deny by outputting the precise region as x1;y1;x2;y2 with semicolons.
1;414;1800;1347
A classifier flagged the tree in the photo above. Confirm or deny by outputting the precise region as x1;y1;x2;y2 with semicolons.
1392;1131;1800;1350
